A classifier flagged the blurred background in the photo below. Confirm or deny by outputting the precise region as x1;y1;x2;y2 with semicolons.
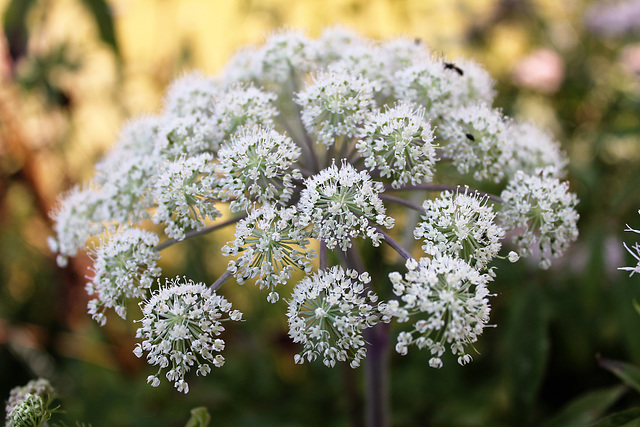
2;0;640;425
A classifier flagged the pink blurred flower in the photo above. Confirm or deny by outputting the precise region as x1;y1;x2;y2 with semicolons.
512;49;564;94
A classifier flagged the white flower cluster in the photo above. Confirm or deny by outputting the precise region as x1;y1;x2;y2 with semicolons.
134;277;243;393
5;379;56;427
438;104;511;182
296;68;376;146
152;153;220;240
48;27;581;385
87;227;161;325
620;210;640;276
498;167;579;269
298;162;394;250
382;256;492;368
217;126;302;212
222;205;316;302
357;101;437;189
287;267;379;368
414;190;504;271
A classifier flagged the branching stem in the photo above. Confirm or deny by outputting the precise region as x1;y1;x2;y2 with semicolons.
154;214;247;252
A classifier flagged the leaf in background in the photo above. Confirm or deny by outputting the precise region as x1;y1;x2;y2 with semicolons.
78;0;120;57
185;407;211;427
503;281;550;421
542;385;626;427
599;358;640;394
589;408;640;427
2;0;37;62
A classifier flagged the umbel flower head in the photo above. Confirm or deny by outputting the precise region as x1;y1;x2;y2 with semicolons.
382;256;493;368
498;167;579;269
287;266;380;368
86;227;161;325
5;378;57;427
414;189;505;271
48;27;581;391
298;161;395;251
134;277;243;393
222;204;316;302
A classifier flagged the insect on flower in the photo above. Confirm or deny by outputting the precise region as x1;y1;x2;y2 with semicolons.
444;61;464;76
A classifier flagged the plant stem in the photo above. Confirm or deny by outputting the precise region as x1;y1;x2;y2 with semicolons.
154;214;247;252
379;193;425;213
210;269;233;291
364;322;390;427
373;226;415;262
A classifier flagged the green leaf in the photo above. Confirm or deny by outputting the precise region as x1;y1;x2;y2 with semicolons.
78;0;119;56
503;282;550;421
542;386;626;427
589;408;640;427
184;407;211;427
599;358;640;393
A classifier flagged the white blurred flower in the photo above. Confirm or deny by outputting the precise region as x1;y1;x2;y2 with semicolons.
296;68;376;146
504;120;567;178
438;103;512;182
48;185;111;266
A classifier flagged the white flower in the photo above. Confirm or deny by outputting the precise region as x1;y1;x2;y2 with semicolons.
156;84;277;157
504;120;567;178
620;211;640;276
5;379;55;420
216;126;302;212
254;29;316;88
392;59;461;117
135;277;242;393
214;85;278;143
287;266;379;368
393;57;495;117
357;101;437;189
438;103;512;182
7;394;50;427
383;255;492;367
152;153;220;240
48;185;111;265
163;72;221;117
296;68;376;146
86;227;161;325
414;190;505;270
222;205;316;300
314;26;366;66
298;162;394;250
498;167;579;268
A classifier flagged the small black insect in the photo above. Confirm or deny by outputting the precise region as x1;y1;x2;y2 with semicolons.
443;62;464;76
465;133;475;141
414;38;422;45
